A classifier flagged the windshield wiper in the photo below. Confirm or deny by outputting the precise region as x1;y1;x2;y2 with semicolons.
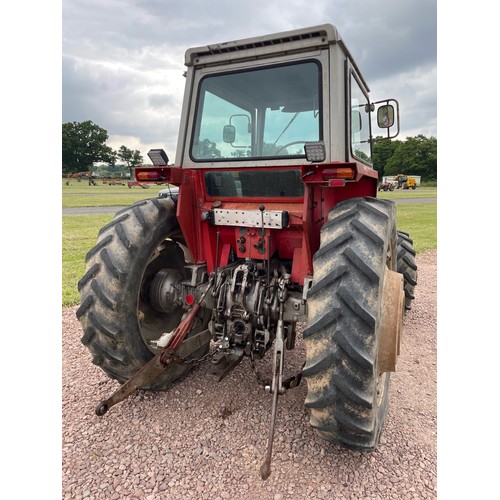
272;112;300;146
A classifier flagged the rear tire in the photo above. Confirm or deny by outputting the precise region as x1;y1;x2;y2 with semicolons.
76;198;210;390
303;197;398;450
396;231;417;310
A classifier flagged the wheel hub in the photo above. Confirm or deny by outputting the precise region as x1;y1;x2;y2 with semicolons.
149;268;184;313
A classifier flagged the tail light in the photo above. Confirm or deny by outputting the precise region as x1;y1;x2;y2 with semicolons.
137;171;162;181
323;167;355;180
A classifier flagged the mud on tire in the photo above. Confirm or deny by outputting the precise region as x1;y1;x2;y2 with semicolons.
76;197;209;390
303;197;398;450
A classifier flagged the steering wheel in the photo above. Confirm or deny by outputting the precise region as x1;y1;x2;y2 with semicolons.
275;141;307;155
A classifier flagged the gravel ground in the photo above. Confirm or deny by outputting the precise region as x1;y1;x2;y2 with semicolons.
62;250;437;500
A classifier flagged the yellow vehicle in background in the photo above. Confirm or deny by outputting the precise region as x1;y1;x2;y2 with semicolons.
395;174;417;189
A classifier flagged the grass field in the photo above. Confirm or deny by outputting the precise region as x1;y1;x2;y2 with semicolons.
62;180;162;207
62;215;113;306
62;182;437;307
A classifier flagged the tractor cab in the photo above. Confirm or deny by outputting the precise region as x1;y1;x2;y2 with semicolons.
176;24;399;171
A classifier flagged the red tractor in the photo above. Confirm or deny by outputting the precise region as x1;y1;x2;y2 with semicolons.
378;181;395;191
77;24;417;479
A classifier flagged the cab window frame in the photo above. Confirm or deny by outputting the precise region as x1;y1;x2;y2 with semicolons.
349;70;373;165
189;59;324;163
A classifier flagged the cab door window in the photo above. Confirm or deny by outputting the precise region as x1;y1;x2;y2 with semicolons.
350;73;372;163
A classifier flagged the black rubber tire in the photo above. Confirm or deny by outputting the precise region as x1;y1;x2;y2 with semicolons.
303;197;398;450
76;197;210;390
396;230;418;311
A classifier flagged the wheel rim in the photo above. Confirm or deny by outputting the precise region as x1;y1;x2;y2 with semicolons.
138;238;187;352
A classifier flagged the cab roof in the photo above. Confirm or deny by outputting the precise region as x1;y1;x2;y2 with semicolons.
184;23;368;91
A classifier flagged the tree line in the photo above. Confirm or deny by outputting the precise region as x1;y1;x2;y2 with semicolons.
372;134;437;182
62;120;143;177
63;121;437;182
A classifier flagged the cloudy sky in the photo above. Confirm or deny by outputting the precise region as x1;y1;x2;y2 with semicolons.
62;0;437;163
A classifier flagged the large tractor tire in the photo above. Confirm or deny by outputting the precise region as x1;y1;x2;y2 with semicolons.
76;197;210;390
396;230;417;311
303;197;403;450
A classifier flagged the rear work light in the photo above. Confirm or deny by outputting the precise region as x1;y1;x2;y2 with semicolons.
147;148;169;166
304;141;326;163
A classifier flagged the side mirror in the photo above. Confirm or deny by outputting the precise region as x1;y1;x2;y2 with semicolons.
377;105;394;128
372;99;400;140
223;125;236;144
